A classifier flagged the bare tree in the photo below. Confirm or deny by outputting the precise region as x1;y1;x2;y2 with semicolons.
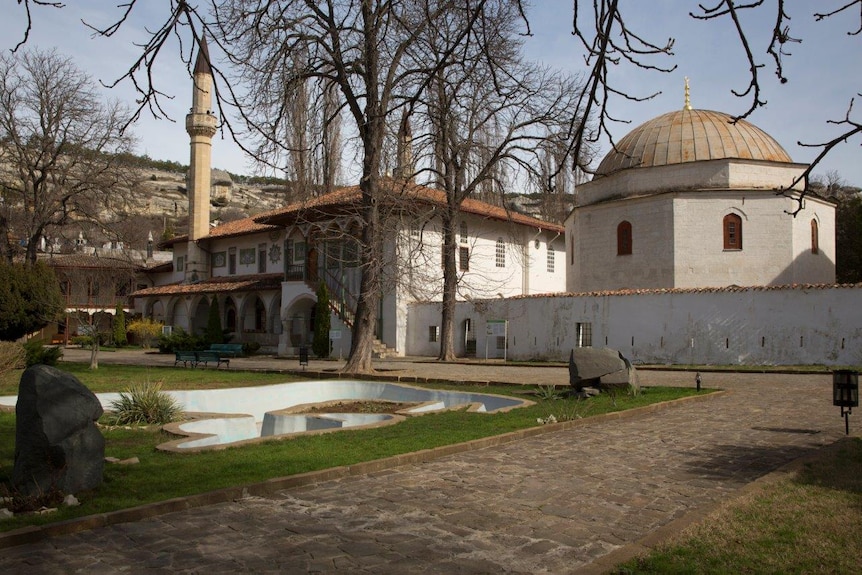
0;48;137;264
216;0;494;373
566;1;862;213
408;1;585;360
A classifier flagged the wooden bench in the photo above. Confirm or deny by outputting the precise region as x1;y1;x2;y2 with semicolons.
195;350;230;369
208;343;244;357
174;351;198;368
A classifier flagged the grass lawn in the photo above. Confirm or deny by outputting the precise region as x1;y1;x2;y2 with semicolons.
0;362;304;396
0;363;700;533
614;438;862;575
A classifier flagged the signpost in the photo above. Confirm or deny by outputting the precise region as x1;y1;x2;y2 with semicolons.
330;329;342;359
485;319;508;361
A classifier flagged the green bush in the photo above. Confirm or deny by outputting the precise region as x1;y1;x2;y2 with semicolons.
205;297;224;345
312;281;331;358
108;381;184;425
242;341;261;356
157;328;206;354
0;261;63;341
112;305;127;347
23;338;63;367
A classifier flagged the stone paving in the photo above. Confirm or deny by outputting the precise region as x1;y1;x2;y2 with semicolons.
0;350;848;574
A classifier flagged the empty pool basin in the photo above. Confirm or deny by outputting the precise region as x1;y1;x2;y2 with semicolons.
0;379;534;451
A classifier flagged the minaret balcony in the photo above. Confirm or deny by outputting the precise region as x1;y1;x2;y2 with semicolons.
186;112;218;137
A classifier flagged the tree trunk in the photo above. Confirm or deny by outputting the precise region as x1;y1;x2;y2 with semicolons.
438;209;458;361
89;337;99;370
342;194;380;374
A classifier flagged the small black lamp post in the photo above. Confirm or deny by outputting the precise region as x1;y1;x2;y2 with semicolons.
695;372;702;392
299;346;309;371
833;370;859;436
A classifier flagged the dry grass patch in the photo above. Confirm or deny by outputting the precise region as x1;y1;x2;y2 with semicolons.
617;438;862;574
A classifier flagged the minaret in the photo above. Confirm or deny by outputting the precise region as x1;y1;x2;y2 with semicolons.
185;36;218;282
394;110;414;183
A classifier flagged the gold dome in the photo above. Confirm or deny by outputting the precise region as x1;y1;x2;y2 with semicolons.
595;109;793;176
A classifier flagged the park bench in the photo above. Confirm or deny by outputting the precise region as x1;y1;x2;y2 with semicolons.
174;350;198;368
195;350;230;369
208;343;243;357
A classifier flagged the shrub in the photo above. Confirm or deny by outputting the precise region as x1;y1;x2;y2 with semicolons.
0;341;25;375
242;341;261;356
157;327;206;354
23;338;63;367
112;305;127;347
127;318;163;349
0;261;63;340
108;381;184;425
312;281;331;358
205;297;224;345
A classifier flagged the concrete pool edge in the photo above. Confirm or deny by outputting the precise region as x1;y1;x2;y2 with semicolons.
0;391;723;550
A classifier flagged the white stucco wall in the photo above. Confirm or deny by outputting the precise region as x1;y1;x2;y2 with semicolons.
407;285;862;366
578;159;806;205
567;194;676;292
788;195;836;284
567;188;836;291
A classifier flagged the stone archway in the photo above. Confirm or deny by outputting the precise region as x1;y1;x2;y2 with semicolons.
282;295;316;349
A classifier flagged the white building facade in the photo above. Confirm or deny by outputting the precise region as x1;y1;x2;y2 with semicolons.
566;108;836;292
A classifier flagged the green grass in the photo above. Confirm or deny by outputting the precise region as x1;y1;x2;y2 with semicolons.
0;365;700;533
0;362;303;396
615;438;862;574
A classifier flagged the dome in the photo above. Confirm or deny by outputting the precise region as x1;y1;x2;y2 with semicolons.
595;108;793;176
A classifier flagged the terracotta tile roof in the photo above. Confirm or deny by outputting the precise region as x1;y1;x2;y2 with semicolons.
487;282;862;301
144;261;174;273
257;180;565;233
43;254;143;270
131;273;284;298
160;208;283;248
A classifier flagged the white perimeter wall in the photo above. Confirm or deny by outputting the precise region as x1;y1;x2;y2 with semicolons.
407;285;862;366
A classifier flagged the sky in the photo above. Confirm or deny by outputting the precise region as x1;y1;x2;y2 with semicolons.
2;1;860;186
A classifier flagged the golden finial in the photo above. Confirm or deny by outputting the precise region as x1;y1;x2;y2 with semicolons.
684;77;692;111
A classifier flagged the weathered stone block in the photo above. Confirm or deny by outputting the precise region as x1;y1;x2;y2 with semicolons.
12;365;105;496
569;347;638;392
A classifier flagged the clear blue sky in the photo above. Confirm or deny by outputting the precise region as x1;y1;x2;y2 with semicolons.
3;2;860;186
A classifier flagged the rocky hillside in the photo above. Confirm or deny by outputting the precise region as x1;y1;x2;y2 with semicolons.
136;167;288;224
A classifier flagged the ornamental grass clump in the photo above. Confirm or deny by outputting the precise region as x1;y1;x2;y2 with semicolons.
108;381;184;425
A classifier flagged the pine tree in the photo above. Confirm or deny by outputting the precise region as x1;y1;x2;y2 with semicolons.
205;297;224;344
112;304;127;347
312;281;331;358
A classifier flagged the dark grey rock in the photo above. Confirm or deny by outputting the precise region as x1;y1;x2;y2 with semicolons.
569;348;639;392
12;365;105;496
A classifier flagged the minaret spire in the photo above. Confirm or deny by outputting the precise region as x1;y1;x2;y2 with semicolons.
185;35;218;282
684;77;693;111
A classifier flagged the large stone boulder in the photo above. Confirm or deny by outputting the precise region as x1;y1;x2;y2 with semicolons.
569;347;639;392
12;365;105;496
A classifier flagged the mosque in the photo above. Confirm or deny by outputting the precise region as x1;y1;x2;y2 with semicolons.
567;82;835;292
134;38;858;365
409;85;856;365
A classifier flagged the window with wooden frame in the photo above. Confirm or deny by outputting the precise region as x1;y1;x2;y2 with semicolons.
723;214;743;250
811;219;819;254
459;246;470;271
617;221;632;256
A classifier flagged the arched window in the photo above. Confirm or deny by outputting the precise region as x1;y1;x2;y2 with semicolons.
811;219;819;254
723;214;743;250
495;238;506;268
617;221;632;256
